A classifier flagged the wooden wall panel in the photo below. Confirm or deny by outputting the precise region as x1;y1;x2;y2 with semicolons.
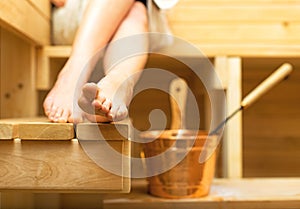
0;28;37;118
167;0;300;46
242;58;300;177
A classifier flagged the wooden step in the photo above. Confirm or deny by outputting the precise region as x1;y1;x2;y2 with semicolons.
0;118;131;193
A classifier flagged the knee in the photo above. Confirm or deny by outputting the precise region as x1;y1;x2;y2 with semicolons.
122;2;148;31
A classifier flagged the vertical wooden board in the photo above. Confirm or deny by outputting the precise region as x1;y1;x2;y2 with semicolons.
223;57;243;178
36;47;50;90
0;29;37;118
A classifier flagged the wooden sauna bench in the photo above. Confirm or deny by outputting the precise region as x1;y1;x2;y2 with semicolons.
103;179;300;209
0;117;131;193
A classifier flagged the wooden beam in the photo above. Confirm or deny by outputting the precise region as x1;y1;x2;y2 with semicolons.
223;57;243;178
0;117;74;140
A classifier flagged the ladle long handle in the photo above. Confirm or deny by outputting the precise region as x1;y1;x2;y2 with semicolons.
241;63;293;109
170;78;188;129
210;63;293;136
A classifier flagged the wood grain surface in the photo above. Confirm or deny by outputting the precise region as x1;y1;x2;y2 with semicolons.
0;119;131;192
0;139;128;192
0;117;74;140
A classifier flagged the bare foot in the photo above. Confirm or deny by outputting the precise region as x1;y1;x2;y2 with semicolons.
43;63;85;123
78;74;133;122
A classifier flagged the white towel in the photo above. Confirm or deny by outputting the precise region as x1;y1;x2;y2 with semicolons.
52;0;88;45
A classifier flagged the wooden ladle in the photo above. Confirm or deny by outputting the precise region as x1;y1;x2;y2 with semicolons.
211;63;293;135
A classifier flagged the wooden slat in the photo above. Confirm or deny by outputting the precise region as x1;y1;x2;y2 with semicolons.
18;122;74;140
0;117;74;140
76;123;128;141
165;0;300;55
168;5;300;22
0;0;50;45
169;23;300;45
223;57;242;178
103;179;300;209
172;0;300;6
190;44;300;57
42;45;72;58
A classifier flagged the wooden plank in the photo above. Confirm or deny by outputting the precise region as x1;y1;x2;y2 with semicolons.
189;44;300;57
169;23;300;45
0;0;50;45
168;5;300;23
36;44;300;67
223;57;242;178
171;0;300;6
18;122;74;140
103;178;300;209
0;139;127;192
76;123;128;141
43;45;72;58
0;117;74;140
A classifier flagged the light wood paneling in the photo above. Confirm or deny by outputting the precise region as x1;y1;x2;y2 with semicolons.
242;58;300;177
0;28;37;118
166;0;300;50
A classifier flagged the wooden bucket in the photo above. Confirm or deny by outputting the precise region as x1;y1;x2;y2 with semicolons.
141;129;219;199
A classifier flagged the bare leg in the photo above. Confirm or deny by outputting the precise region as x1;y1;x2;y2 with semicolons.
78;2;148;122
43;0;135;123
